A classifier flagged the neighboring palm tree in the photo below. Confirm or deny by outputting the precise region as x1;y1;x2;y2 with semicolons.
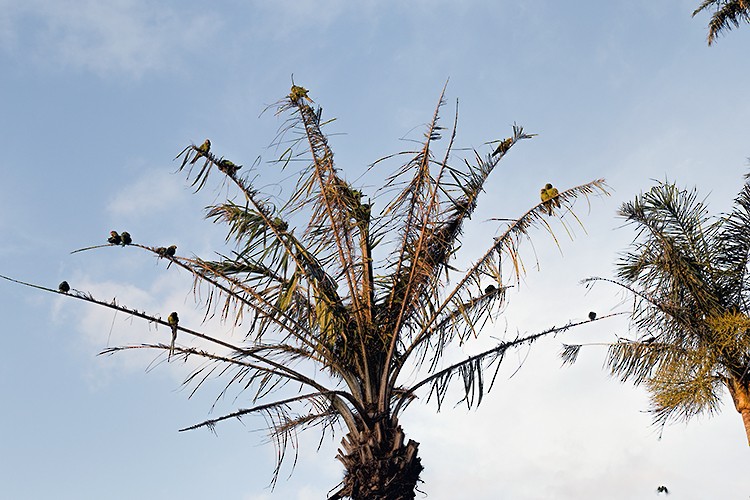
563;178;750;445
3;84;608;499
693;0;750;45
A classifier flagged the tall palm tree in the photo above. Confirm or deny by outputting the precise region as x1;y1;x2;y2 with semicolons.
693;0;750;45
4;84;607;499
563;178;750;445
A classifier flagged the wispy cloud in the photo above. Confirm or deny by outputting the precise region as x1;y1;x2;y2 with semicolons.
2;0;220;78
107;168;186;218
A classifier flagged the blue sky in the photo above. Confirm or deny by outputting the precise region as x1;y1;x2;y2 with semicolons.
1;1;749;499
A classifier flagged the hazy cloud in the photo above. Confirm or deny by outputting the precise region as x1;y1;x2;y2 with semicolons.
2;0;220;78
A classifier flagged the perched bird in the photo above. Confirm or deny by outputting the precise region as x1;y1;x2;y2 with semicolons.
58;281;70;293
485;284;497;294
167;311;179;360
107;231;122;245
656;485;669;495
156;246;168;257
289;84;312;103
588;311;597;321
190;139;211;164
120;231;132;246
165;245;177;257
541;183;561;216
492;137;513;157
217;158;241;176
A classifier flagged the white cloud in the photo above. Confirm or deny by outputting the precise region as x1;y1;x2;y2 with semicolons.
2;0;220;78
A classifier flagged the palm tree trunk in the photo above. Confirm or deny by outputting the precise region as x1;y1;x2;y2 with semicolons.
330;422;423;500
727;376;750;446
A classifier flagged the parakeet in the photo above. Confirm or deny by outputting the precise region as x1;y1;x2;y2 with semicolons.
165;245;177;257
492;138;513;157
108;231;122;245
541;183;561;216
485;284;497;294
217;158;241;176
58;281;70;293
167;311;179;360
120;231;132;246
156;246;167;257
656;485;669;495
289;85;312;103
191;139;211;164
588;311;596;321
548;185;561;207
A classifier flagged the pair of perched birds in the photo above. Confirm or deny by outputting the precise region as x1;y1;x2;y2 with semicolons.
191;139;242;176
156;245;177;258
108;231;132;246
540;183;561;216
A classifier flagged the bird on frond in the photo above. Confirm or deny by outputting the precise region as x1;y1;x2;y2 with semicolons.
58;281;70;293
289;84;313;103
120;231;132;246
217;158;242;176
541;183;561;216
108;231;122;245
492;137;513;157
165;245;177;257
190;139;211;164
167;311;179;360
588;311;596;321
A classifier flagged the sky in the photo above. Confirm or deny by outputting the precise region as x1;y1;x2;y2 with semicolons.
1;1;749;499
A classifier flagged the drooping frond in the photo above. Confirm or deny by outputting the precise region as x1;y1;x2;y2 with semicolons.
394;318;597;416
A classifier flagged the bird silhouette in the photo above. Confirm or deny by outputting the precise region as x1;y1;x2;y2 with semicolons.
588;311;596;321
167;311;179;360
165;245;177;257
58;281;70;293
156;247;168;257
120;231;132;246
656;485;669;495
107;231;122;245
485;284;497;294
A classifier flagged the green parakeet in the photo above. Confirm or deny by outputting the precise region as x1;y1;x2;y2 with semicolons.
156;247;167;257
492;138;513;157
58;281;70;293
165;245;177;257
541;183;561;216
191;139;211;164
167;311;179;360
289;85;312;103
217;158;241;176
120;231;132;246
108;231;122;245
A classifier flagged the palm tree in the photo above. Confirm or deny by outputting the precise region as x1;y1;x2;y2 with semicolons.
693;0;750;45
562;178;750;445
3;84;608;499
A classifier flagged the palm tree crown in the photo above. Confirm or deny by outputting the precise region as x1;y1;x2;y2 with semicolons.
564;178;750;444
3;84;608;499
